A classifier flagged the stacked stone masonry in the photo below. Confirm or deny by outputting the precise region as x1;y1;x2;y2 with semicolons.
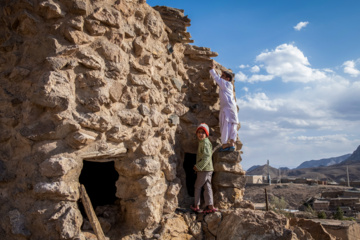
0;0;246;239
0;0;352;239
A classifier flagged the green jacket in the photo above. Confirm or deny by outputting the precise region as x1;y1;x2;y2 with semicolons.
195;138;214;171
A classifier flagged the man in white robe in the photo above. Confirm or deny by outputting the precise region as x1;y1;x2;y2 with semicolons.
209;62;239;151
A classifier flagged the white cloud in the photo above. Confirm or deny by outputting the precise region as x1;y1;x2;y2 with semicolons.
237;92;284;111
237;73;360;169
294;21;309;31
250;65;260;73
248;74;274;83
293;134;349;143
343;60;360;77
327;81;360;120
235;71;247;82
235;46;360;170
323;68;335;73
256;43;326;82
239;64;249;69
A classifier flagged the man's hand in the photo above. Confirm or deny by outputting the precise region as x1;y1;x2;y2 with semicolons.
210;60;215;69
193;166;198;171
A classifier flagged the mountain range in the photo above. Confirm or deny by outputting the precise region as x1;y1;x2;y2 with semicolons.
246;145;360;182
295;154;351;169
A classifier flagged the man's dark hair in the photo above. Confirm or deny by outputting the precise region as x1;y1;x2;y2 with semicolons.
223;71;234;81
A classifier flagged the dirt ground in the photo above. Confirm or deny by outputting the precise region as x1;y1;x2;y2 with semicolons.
244;183;354;209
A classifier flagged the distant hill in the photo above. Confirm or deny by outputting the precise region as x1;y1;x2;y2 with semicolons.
285;162;360;182
247;165;261;172
279;167;290;171
295;154;351;169
246;164;280;178
339;145;360;165
246;145;360;182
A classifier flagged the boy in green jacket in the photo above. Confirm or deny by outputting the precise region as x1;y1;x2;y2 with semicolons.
191;123;218;213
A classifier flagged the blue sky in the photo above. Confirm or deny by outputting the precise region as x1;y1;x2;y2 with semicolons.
148;0;360;170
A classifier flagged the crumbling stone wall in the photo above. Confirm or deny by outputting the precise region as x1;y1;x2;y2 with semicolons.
0;0;245;239
154;6;245;209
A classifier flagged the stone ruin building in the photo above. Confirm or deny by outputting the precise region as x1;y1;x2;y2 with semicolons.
0;0;248;238
0;0;352;239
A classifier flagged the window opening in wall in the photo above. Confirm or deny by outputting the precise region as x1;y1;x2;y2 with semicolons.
183;153;197;197
79;161;119;217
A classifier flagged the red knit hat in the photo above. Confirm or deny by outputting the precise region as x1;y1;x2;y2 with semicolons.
196;123;209;137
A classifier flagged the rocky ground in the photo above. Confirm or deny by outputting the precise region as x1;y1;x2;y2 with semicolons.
244;183;355;209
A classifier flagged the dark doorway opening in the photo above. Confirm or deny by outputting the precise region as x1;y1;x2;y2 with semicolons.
79;161;119;211
183;153;197;197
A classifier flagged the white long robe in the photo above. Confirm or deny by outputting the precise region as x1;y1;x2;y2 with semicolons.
209;69;238;123
210;69;239;144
